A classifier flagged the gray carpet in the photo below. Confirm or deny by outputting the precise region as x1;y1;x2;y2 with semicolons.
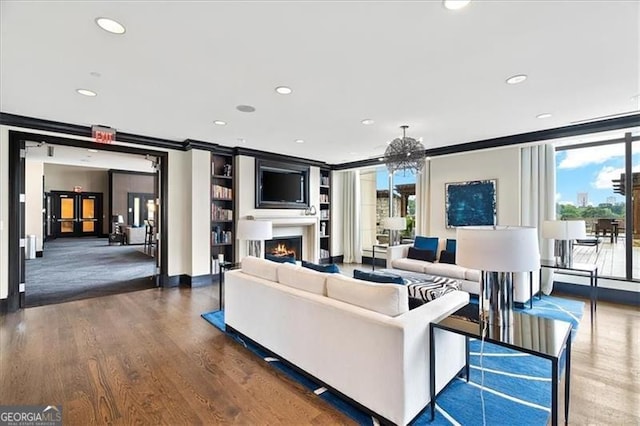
25;237;157;307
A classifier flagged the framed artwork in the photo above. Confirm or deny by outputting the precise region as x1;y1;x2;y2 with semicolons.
445;179;497;228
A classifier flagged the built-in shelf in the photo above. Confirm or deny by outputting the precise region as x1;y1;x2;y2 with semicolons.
319;169;331;264
212;153;235;275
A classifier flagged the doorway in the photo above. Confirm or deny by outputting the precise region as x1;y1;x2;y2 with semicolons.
51;191;102;238
7;131;169;310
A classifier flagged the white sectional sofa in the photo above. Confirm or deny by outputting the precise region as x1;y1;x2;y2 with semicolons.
224;257;470;425
387;241;539;305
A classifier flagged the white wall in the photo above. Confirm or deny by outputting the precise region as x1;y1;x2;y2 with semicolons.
0;127;8;299
167;149;189;277
428;146;521;238
25;160;44;252
190;150;211;277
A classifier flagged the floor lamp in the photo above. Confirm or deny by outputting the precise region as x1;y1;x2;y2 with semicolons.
542;220;586;268
381;216;406;246
236;219;273;258
457;226;540;331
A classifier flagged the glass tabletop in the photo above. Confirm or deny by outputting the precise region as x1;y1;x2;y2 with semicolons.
539;259;597;272
436;304;572;360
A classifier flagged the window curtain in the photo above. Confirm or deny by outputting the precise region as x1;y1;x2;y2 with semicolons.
521;144;556;294
414;160;430;236
342;170;362;263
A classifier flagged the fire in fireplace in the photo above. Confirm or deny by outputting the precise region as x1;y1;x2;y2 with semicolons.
265;236;302;260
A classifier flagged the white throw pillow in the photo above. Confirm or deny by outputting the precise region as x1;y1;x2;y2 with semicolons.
241;256;278;282
277;263;327;295
326;274;408;317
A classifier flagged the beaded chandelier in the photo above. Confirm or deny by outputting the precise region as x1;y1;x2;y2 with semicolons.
383;125;426;174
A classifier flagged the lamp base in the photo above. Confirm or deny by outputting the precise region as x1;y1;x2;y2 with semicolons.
554;240;574;268
247;240;262;258
480;271;514;329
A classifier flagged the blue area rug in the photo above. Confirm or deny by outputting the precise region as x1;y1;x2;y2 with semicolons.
201;294;584;425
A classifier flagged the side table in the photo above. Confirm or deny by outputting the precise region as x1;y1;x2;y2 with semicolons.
218;261;239;310
371;244;388;271
430;305;572;426
539;260;598;321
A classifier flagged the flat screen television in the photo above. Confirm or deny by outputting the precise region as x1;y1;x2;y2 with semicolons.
256;159;309;209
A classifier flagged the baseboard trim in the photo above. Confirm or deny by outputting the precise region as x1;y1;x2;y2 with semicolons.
361;256;386;268
35;251;43;258
182;274;214;288
554;281;640;306
161;274;181;288
225;324;395;426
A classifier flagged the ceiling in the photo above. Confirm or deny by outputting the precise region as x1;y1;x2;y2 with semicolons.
1;1;638;164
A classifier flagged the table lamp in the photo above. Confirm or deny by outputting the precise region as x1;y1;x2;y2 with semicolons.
381;216;406;246
542;220;586;268
457;226;540;330
237;219;273;258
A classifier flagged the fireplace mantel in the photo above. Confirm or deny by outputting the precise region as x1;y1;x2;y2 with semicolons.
244;215;319;261
246;215;319;226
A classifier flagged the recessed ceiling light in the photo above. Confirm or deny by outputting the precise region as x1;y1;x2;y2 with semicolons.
536;113;552;119
236;105;256;113
89;71;101;78
443;0;471;10
295;139;304;144
213;120;227;126
275;86;292;95
76;88;97;97
95;17;126;34
506;74;527;85
87;149;98;153
361;119;374;125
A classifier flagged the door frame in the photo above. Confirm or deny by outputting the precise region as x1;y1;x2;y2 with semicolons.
7;130;169;311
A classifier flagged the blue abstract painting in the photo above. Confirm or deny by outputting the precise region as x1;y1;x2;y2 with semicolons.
445;180;497;228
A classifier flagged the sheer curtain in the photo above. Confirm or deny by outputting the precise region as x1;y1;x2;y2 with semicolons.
342;170;362;263
521;143;556;294
414;160;430;236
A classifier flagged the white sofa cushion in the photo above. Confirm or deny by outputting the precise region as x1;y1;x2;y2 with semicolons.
326;274;408;317
464;268;481;282
277;263;327;295
424;262;467;280
241;256;278;282
392;258;430;273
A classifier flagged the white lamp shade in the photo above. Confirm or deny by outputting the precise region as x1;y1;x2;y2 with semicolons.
381;216;407;231
542;220;586;240
236;219;273;240
456;226;540;272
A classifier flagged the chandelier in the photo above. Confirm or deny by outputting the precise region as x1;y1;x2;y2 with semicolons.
383;125;426;174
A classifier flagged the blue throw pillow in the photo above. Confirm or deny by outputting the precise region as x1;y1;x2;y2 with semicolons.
414;236;439;253
302;260;340;274
446;239;456;253
353;269;404;285
265;254;296;264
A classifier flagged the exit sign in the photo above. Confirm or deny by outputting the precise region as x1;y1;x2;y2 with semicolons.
92;125;116;144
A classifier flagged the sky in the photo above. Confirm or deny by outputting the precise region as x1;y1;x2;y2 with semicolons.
376;167;416;189
556;143;640;206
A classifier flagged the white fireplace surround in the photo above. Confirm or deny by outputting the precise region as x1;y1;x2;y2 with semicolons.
242;215;320;262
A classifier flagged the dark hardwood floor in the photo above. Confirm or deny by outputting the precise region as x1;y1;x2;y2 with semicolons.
0;280;638;425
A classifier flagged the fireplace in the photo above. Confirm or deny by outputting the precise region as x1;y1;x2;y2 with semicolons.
265;235;302;261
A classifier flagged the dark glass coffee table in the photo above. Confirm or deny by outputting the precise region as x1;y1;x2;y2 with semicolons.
429;304;573;426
